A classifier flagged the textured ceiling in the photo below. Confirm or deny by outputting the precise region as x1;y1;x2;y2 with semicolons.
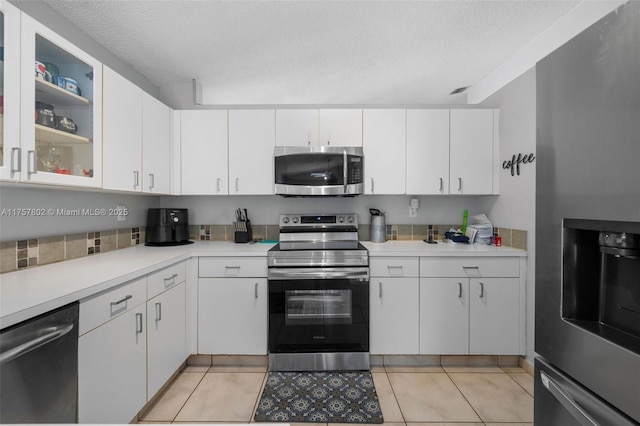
42;0;581;105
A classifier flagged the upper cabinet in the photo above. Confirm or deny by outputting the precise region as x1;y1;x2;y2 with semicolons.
19;13;102;187
363;109;406;194
275;109;362;147
228;110;275;195
180;110;228;195
407;109;498;195
103;66;171;194
406;109;450;195
142;92;171;194
275;109;318;146
0;1;20;181
449;109;497;195
318;109;362;147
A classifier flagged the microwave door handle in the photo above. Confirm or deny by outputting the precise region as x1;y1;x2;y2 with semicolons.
343;149;348;194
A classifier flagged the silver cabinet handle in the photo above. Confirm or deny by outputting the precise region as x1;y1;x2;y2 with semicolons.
110;294;132;306
155;302;162;321
10;148;21;173
136;313;142;334
27;150;37;175
255;282;259;299
216;178;221;193
479;282;484;298
458;177;463;192
164;273;178;285
149;173;155;190
370;178;375;194
0;324;74;365
135;313;143;334
458;282;463;298
133;171;139;189
378;282;383;298
235;178;239;193
439;177;444;192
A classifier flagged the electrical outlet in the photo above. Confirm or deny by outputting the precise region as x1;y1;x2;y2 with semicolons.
409;198;419;217
409;206;417;218
117;205;127;222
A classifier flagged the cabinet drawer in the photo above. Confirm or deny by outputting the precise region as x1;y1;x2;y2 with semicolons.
370;257;419;277
420;257;519;278
147;261;186;299
199;257;267;278
79;276;147;335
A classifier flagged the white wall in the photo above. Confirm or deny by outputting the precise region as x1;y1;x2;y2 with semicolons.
160;194;485;227
0;185;159;241
478;67;536;364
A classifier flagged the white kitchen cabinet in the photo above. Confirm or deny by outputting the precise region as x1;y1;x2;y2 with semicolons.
275;109;319;146
198;278;267;354
142;92;171;194
18;13;103;187
449;109;496;195
318;109;362;147
228;109;275;194
406;109;450;194
369;257;419;354
363;109;406;194
102;66;142;191
78;278;147;424
0;1;21;181
469;278;520;355
103;67;173;193
180;110;228;195
419;256;525;355
420;278;469;354
147;280;186;399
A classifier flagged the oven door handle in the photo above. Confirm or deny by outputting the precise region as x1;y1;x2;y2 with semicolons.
268;267;369;280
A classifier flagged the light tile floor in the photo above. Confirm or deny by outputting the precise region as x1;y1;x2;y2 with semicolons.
140;364;534;425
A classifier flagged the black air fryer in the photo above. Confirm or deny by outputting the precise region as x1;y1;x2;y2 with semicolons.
145;208;193;246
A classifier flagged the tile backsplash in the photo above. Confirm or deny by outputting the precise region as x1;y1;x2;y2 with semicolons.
0;227;145;274
1;223;526;274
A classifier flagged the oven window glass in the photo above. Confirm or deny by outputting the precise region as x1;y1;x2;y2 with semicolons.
285;289;352;325
275;154;344;186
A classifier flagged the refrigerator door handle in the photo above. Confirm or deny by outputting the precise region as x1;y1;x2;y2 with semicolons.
540;371;598;426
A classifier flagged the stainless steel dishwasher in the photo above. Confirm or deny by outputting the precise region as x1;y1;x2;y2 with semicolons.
0;302;79;423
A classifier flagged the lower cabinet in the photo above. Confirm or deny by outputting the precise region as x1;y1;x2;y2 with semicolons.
147;281;186;399
370;277;420;354
78;293;147;423
198;278;268;354
419;257;525;356
78;261;188;423
369;257;420;355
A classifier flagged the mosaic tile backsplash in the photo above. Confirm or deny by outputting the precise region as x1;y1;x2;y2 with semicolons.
1;224;526;274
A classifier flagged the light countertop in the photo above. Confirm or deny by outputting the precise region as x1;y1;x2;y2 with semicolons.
1;240;525;328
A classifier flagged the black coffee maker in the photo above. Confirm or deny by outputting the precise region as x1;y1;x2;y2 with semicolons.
145;208;193;246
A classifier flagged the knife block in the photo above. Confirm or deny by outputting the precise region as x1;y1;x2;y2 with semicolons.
234;220;253;243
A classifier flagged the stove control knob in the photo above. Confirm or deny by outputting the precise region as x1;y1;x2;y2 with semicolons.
292;217;299;224
347;216;355;223
282;217;290;224
338;216;345;223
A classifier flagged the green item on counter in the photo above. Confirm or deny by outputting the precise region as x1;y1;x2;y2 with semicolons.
461;209;468;234
260;240;279;244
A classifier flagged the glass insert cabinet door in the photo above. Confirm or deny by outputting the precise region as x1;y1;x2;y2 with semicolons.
19;13;102;187
0;1;21;181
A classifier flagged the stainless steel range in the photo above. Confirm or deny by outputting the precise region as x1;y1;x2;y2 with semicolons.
268;213;369;371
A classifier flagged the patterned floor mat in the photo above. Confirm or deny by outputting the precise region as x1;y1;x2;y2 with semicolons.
254;371;384;423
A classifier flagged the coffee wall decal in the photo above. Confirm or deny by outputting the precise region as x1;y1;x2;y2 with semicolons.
503;153;535;176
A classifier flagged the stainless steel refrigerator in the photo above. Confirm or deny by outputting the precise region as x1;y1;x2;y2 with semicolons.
535;2;640;425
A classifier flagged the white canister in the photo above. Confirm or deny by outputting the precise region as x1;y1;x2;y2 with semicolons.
370;215;386;243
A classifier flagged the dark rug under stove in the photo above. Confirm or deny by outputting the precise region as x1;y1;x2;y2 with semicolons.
254;371;384;423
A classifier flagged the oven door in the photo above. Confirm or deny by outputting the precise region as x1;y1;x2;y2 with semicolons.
268;268;369;354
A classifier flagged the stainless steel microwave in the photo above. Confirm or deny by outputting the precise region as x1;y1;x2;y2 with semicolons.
274;146;364;196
